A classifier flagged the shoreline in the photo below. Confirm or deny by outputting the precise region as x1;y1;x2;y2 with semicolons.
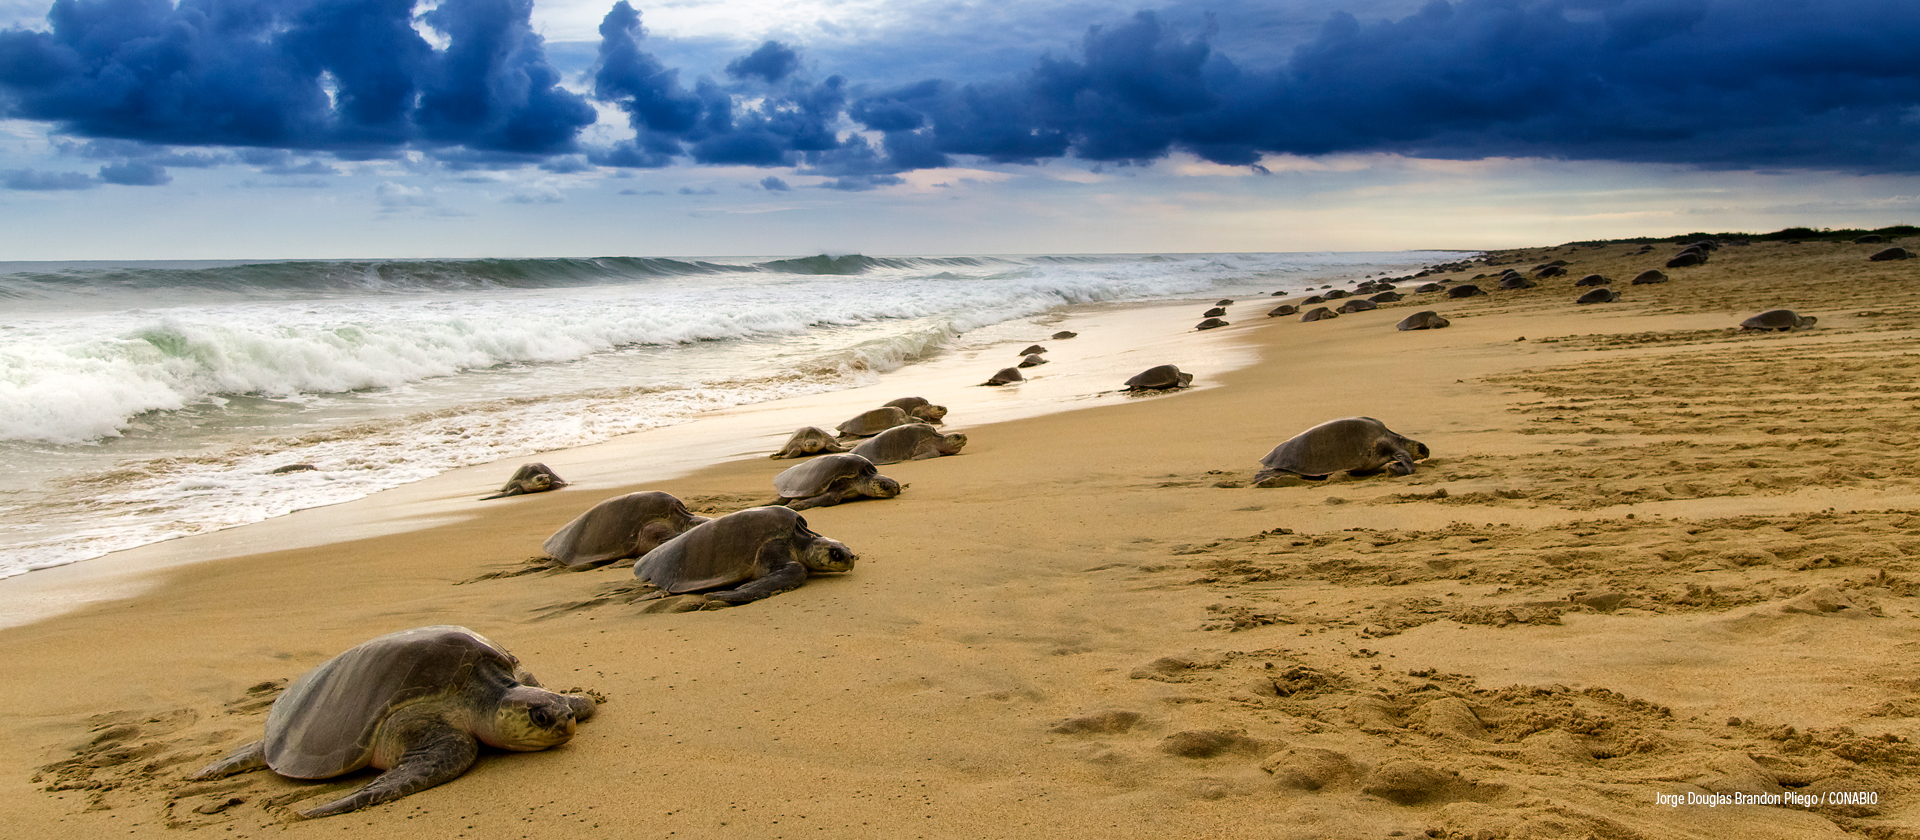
6;236;1919;839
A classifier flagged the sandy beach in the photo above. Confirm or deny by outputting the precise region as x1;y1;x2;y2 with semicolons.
4;236;1918;839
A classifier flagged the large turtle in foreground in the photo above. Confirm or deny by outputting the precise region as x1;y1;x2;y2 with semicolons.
481;463;567;500
850;423;967;464
770;426;849;459
1740;309;1818;331
773;453;901;510
542;491;710;569
634;506;854;605
1395;311;1450;331
1253;417;1430;486
188;626;595;819
1123;364;1192;391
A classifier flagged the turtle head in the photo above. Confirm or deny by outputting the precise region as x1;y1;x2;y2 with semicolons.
484;687;592;751
801;537;856;574
866;475;903;499
940;433;968;455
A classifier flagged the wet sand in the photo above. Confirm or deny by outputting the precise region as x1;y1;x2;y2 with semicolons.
5;237;1919;839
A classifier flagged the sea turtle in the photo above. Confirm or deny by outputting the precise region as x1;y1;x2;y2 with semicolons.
1414;283;1444;293
773;453;901;510
1574;274;1610;287
849;423;967;464
836;406;912;439
882;396;948;425
1300;307;1338;322
1740;309;1818;331
1533;265;1566;279
1123;364;1192;391
635;506;854;606
1576;288;1619;304
1870;247;1915;261
1215;299;1234;306
771;426;850;458
482;463;567;500
1302;295;1325;304
1395;311;1450;331
1446;284;1485;298
1666;251;1705;268
1267;304;1299;317
1630;269;1668;285
188;626;595;819
1203;307;1227;318
1323;289;1350;300
1018;344;1047;355
1197;318;1229;330
983;367;1024;386
1855;234;1887;244
1253;417;1430;485
542;491;710;569
1369;291;1403;303
1051;331;1078;340
1019;353;1049;367
1336;299;1377;313
1500;276;1537;289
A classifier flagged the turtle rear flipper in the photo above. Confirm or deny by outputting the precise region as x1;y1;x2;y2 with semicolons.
298;713;478;819
190;740;268;780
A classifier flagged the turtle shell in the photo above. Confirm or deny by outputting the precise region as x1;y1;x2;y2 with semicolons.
1267;304;1298;317
1300;307;1338;322
883;397;947;424
1018;344;1047;355
1576;288;1619;304
1395;311;1449;331
263;626;520;779
1870;247;1915;261
1336;299;1377;313
771;426;849;459
1202;307;1226;318
1445;284;1484;298
836;406;912;437
850;423;965;464
1630;270;1668;285
542;491;709;568
1259;417;1427;479
774;453;880;499
1741;309;1815;330
1574;274;1610;287
1368;292;1403;303
1414;283;1443;293
1019;353;1048;367
1124;364;1192;390
635;506;825;593
1196;318;1228;330
984;367;1024;386
1050;331;1077;340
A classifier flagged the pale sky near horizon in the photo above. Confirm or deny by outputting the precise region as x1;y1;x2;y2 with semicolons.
0;0;1914;260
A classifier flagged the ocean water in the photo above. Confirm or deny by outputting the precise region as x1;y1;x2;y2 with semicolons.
0;251;1459;578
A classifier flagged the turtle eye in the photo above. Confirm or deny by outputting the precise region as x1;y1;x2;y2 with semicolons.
529;706;557;729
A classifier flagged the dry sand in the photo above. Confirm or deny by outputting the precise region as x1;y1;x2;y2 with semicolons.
4;237;1919;839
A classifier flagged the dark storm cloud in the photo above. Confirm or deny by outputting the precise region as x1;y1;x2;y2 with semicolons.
0;0;590;155
1;0;1914;175
842;0;1920;173
97;160;171;184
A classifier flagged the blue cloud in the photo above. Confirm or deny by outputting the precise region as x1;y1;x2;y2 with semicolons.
98;160;171;185
0;0;1914;175
760;175;791;191
3;168;96;189
0;0;591;155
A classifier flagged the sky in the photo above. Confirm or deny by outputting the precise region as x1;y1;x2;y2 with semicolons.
0;0;1915;259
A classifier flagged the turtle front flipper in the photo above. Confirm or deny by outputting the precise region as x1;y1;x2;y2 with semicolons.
297;712;479;819
189;740;268;780
706;556;802;602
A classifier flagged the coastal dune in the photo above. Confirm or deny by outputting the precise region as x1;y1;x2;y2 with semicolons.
4;237;1918;839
